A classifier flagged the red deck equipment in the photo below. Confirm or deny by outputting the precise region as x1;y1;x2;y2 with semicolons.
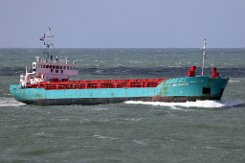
27;78;165;90
212;67;219;78
187;66;196;77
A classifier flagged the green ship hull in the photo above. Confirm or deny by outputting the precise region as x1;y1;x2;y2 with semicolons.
9;76;229;105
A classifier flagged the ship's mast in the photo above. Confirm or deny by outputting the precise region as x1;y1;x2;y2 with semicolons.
40;27;54;62
201;38;207;76
43;27;54;49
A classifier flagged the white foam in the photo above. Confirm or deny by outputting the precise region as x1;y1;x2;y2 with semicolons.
133;139;146;145
125;100;245;109
123;118;144;122
0;97;26;107
90;107;110;111
93;134;118;140
229;79;241;83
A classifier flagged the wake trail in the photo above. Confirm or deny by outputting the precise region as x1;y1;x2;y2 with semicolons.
125;100;245;109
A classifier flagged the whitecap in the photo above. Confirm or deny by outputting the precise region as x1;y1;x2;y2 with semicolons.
123;118;144;121
133;139;146;145
93;134;118;140
96;69;104;73
90;107;110;111
32;131;53;137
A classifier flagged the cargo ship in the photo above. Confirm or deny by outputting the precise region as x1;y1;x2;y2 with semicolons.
9;28;229;105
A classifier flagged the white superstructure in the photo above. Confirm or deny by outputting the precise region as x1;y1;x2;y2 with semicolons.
20;28;78;87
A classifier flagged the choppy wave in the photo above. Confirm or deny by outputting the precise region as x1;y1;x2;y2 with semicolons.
0;98;25;107
125;100;245;109
1;67;245;78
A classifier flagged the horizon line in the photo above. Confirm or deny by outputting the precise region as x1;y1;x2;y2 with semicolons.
0;47;245;49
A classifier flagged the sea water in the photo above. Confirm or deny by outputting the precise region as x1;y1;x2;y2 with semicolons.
0;48;245;162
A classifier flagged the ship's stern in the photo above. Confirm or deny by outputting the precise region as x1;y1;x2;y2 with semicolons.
9;84;25;102
9;84;46;104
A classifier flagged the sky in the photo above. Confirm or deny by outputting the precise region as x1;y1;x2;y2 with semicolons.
0;0;244;48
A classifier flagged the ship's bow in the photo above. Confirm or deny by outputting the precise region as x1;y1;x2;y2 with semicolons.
157;76;229;102
209;77;229;100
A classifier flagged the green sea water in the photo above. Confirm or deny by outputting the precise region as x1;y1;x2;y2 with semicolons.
0;48;245;162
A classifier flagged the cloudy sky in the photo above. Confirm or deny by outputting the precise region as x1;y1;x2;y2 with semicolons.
0;0;244;48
